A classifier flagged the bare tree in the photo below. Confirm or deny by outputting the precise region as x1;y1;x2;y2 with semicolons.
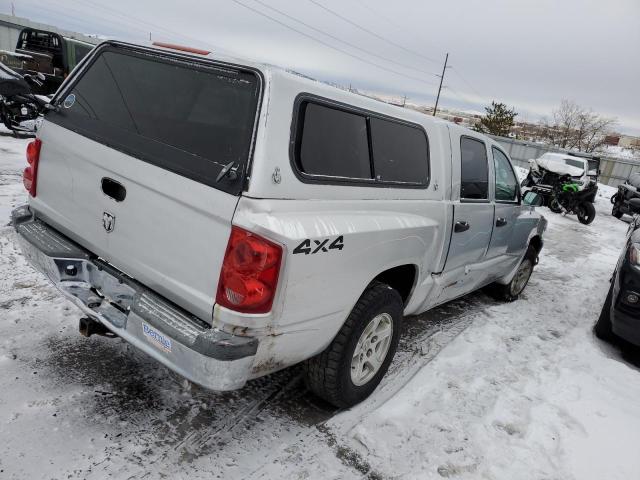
541;100;616;153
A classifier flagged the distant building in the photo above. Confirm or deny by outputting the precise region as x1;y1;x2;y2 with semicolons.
0;12;99;53
604;135;621;146
619;135;640;149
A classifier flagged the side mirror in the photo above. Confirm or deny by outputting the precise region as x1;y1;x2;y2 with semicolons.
629;198;640;214
523;191;543;207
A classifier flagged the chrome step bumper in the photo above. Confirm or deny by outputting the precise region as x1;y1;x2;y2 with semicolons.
12;205;257;391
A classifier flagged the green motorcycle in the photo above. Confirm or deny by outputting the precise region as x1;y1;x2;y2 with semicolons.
547;175;597;225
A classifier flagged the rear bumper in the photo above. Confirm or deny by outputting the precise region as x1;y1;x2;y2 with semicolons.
12;205;257;390
611;307;640;347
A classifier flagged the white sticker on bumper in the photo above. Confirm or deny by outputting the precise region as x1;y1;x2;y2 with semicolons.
142;322;172;353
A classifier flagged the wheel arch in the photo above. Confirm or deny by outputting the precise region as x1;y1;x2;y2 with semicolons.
529;235;543;257
370;263;419;307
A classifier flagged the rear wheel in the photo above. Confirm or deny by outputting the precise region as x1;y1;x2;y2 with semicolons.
577;202;596;225
304;282;403;408
0;110;13;132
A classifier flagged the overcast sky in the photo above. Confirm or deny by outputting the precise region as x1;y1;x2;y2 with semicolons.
4;0;639;134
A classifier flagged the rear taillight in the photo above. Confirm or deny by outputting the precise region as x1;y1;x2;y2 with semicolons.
23;139;42;197
216;226;283;314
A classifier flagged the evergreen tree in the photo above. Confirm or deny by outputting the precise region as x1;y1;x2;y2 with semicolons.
474;101;517;137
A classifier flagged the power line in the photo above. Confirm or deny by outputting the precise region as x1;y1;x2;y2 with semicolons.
307;0;441;66
227;0;438;87
249;0;440;78
445;85;483;109
353;0;408;36
23;4;148;38
450;66;488;102
65;0;217;51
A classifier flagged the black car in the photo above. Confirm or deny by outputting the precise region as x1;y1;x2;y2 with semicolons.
596;198;640;345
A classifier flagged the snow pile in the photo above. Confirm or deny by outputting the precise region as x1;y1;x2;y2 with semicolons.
329;182;640;479
2;126;640;479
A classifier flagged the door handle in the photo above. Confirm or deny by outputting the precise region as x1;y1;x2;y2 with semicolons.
496;217;508;227
454;221;470;233
101;177;126;202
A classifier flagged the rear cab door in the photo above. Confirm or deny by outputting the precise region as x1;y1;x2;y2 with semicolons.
444;132;494;273
30;42;263;322
486;145;521;262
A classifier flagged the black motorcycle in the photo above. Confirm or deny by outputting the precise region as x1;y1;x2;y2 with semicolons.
542;174;597;225
0;62;48;134
611;173;640;220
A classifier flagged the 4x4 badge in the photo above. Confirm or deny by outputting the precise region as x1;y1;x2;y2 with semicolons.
102;212;115;233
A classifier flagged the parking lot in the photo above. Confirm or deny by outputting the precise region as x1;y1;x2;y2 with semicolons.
2;129;640;479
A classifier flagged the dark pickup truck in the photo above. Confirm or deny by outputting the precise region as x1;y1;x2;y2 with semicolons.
0;27;95;95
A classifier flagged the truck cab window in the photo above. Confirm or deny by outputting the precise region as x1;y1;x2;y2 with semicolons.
460;137;488;200
298;103;371;179
492;147;518;202
370;117;429;184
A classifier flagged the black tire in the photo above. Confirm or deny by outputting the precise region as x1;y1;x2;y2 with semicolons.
303;282;403;408
577;202;596;225
487;246;536;302
612;207;623;219
610;193;619;205
594;281;616;343
548;197;563;213
1;112;13;132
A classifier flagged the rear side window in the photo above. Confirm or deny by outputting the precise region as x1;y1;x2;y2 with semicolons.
492;147;518;202
370;118;428;183
460;137;489;200
294;98;429;187
49;45;261;195
298;103;371;179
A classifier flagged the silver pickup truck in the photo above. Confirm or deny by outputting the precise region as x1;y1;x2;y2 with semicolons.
13;41;546;407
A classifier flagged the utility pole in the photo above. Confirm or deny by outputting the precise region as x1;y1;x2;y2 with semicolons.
433;52;449;116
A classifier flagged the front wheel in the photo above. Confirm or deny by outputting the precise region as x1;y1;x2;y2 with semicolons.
577;202;596;225
304;282;403;408
487;246;536;302
548;197;563;213
612;207;623;219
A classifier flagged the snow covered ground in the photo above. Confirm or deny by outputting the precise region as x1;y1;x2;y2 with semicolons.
2;129;640;479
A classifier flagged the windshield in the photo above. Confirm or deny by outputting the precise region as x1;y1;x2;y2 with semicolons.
48;44;261;195
564;158;585;170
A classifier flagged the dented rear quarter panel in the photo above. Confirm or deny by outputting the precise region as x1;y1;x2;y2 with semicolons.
219;68;455;373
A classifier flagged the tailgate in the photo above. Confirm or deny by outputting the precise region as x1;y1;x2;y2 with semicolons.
29;42;262;322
